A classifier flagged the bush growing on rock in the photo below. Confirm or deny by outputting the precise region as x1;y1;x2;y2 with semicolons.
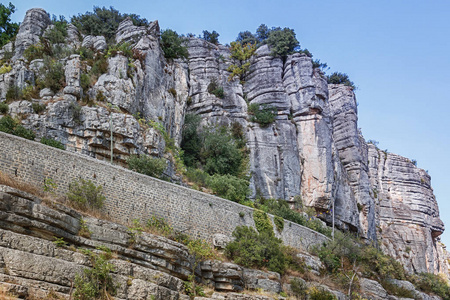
225;226;286;274
0;115;35;140
201;30;220;45
327;72;355;89
267;27;300;57
160;29;189;60
248;103;277;127
40;137;65;150
71;6;149;43
0;102;8;114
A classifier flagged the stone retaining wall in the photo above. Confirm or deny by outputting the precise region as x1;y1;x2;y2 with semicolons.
0;132;328;249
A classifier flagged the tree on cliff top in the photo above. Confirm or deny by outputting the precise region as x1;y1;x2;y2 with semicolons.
71;6;148;43
0;2;19;48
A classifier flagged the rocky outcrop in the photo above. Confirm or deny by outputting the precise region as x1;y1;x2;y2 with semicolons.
0;6;448;280
12;8;51;60
368;145;445;274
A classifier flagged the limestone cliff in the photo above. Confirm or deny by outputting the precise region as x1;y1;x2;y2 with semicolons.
0;8;447;278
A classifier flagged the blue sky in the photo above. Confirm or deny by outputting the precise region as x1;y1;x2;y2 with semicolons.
9;0;450;245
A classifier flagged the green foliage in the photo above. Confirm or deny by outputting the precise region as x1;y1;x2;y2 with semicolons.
206;173;250;203
71;6;148;43
274;215;284;232
23;42;46;61
126;155;167;178
185;238;215;297
106;42;133;59
0;2;19;48
67;178;105;211
5;84;20;102
128;219;144;245
0;102;8;114
74;248;116;300
327;72;355;89
202;30;220;45
78;218;92;238
40;137;65;150
225;226;286;274
252;198;333;237
227;41;256;82
0;115;35;140
380;280;415;298
32;102;46;114
45;15;68;44
312;59;328;71
248;103;277;127
207;78;225;98
253;209;273;234
256;24;270;44
69;102;82;125
236;30;257;45
40;57;66;93
290;278;308;300
146;215;174;237
267;27;300;57
201;126;245;176
160;29;189;60
53;237;68;248
409;272;450;299
80;73;91;94
0;63;11;74
308;286;337;300
180;113;202;167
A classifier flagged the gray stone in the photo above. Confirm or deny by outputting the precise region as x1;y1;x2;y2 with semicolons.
82;35;107;51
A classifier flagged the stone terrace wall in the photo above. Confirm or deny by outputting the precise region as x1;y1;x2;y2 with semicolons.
0;132;328;250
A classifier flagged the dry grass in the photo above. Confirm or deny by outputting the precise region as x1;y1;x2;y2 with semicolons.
0;171;43;197
0;284;19;300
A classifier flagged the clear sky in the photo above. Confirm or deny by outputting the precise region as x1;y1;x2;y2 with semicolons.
8;0;450;245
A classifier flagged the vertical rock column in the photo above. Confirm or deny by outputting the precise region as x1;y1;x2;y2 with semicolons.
245;45;301;200
329;84;376;239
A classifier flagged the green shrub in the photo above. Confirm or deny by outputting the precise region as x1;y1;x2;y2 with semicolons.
67;178;105;210
225;226;286;274
253;209;273;234
32;102;46;114
40;137;65;150
69;102;82;125
0;63;11;74
180;113;202;168
236;31;257;45
201;30;220;45
267;27;300;57
290;278;308;299
5;85;21;102
227;41;256;82
146;215;174;237
248;103;277;127
41;57;65;93
45;15;68;44
409;273;450;299
71;6;148;43
74;248;116;299
80;73;91;93
327;72;355;89
106;42;133;59
207;78;225;98
0;102;8;114
274;215;284;232
185;168;209;186
126;155;167;178
206;173;249;203
308;286;337;300
0;115;35;140
380;280;415;298
23;41;49;61
160;29;189;60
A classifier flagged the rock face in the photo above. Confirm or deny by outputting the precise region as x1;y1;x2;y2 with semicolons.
0;7;447;279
